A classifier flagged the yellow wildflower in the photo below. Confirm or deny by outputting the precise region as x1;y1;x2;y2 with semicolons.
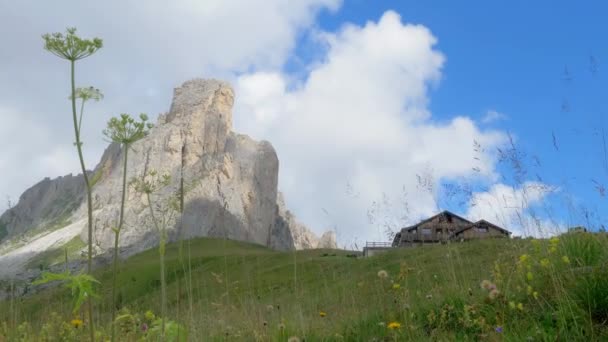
392;283;401;290
533;291;539;300
509;301;516;309
527;286;533;295
562;256;570;264
144;310;155;321
71;319;83;329
387;321;401;330
549;237;559;253
540;258;550;267
319;311;327;318
519;254;529;263
526;271;534;281
517;303;524;311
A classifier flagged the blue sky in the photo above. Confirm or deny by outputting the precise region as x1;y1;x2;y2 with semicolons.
307;0;608;231
1;0;606;246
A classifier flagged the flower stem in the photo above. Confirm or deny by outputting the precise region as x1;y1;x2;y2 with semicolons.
70;59;95;342
146;192;166;340
111;144;129;342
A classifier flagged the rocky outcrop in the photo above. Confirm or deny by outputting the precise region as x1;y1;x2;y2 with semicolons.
317;231;338;249
0;174;86;240
83;79;292;255
274;192;337;249
0;79;333;266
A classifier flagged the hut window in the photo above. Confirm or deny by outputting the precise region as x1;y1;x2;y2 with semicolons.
476;226;489;233
422;228;432;235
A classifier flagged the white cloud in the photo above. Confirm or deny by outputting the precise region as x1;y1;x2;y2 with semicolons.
466;182;563;237
236;73;287;124
481;110;507;124
1;0;341;75
235;11;509;244
0;0;340;212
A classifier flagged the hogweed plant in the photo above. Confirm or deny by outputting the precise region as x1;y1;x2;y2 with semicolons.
103;113;152;342
73;86;104;135
130;167;175;339
32;271;100;316
42;27;103;342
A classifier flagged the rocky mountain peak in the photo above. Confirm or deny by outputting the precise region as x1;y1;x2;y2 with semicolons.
167;79;234;125
0;78;336;278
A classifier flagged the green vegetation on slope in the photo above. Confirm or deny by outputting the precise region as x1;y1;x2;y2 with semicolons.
1;234;608;341
0;220;7;241
25;236;86;271
0;215;75;256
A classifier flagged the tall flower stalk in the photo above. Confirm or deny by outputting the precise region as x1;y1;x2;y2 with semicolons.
103;113;152;342
130;168;174;339
42;27;102;342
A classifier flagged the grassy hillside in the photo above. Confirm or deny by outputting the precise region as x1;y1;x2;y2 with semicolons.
1;234;607;341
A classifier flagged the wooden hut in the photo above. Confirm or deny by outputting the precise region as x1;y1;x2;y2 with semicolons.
392;211;510;247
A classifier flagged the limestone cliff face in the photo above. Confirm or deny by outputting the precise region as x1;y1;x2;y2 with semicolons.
84;79;292;254
0;79;334;261
0;174;86;239
317;231;338;249
274;192;337;249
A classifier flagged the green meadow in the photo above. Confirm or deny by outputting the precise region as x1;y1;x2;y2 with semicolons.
1;232;607;341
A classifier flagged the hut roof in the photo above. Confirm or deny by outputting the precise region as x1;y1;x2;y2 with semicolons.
452;219;511;236
401;210;472;232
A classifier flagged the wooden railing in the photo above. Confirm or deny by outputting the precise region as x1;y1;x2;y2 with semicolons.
365;241;393;248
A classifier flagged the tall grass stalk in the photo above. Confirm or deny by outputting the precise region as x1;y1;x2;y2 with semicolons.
175;145;195;332
64;247;68;273
9;279;14;333
130;167;173;340
145;194;168;340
